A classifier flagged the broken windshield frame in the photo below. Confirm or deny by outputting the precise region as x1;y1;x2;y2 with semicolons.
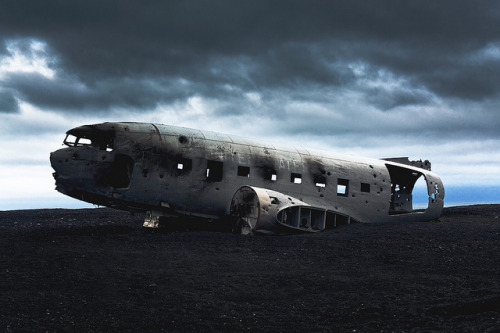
63;134;114;151
64;134;90;147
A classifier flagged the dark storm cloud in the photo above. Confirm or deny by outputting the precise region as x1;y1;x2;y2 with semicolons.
1;0;500;112
0;89;19;113
365;88;430;111
4;72;195;111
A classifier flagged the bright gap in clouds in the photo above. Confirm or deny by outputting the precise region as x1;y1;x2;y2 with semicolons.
0;39;56;79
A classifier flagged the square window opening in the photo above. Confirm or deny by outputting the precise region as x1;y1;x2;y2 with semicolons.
264;167;277;181
206;160;223;182
176;158;192;173
238;166;250;177
291;173;302;184
314;175;326;188
361;183;370;193
337;178;349;196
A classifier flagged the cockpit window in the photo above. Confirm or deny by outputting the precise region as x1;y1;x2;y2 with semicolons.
78;137;92;145
64;134;90;147
63;133;114;151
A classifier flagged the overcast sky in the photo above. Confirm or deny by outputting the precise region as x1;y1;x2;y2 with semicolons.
1;0;500;209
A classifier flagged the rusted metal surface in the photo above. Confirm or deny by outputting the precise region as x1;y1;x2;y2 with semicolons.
50;122;445;234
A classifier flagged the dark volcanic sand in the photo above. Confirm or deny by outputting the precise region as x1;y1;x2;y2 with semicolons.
1;205;499;332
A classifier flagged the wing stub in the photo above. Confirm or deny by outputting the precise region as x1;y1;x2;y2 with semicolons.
230;186;355;234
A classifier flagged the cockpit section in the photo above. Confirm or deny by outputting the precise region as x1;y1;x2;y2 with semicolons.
63;125;115;152
51;124;135;203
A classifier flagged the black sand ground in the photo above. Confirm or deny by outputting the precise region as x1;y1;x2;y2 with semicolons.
1;205;499;332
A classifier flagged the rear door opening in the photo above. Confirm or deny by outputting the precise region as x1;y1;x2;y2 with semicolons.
386;164;428;214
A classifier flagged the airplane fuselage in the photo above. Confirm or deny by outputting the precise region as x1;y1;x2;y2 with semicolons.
50;122;444;233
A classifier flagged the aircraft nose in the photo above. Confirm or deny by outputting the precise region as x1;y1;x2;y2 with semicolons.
50;151;63;180
50;150;60;170
49;148;80;197
50;148;72;175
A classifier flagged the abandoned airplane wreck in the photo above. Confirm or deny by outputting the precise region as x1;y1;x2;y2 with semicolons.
50;122;444;234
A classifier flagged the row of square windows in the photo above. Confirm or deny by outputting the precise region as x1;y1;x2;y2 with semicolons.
175;159;371;196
